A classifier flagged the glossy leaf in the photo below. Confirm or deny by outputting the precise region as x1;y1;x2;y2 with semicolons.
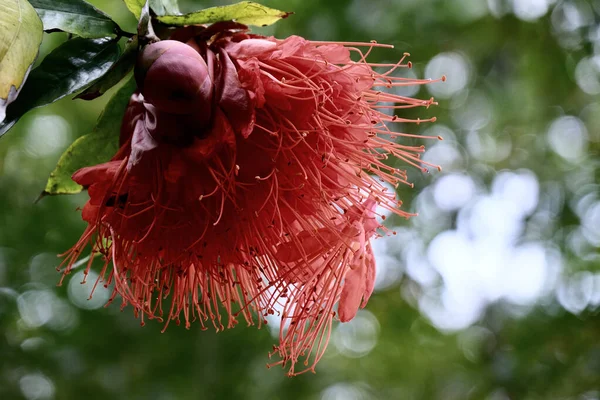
28;0;120;38
157;1;292;27
0;0;43;124
44;76;136;195
124;0;179;18
76;36;138;100
0;37;121;137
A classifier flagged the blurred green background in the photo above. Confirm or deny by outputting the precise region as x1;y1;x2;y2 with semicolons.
1;0;600;399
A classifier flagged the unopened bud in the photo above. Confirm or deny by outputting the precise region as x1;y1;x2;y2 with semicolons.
136;40;213;115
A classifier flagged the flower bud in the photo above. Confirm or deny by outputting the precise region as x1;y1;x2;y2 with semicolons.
136;40;213;115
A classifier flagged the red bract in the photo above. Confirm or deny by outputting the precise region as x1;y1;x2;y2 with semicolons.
60;25;443;375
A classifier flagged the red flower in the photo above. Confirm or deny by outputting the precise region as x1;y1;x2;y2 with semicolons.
61;24;442;375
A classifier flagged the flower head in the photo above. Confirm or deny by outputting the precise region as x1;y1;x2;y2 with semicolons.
61;23;442;375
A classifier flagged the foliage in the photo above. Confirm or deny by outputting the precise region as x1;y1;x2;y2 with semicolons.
157;1;292;27
0;0;43;122
43;76;135;195
0;37;121;136
29;0;120;38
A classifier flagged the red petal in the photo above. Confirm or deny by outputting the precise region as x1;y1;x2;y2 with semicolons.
127;106;159;170
217;48;255;138
361;243;376;308
72;161;123;187
224;38;277;59
338;258;366;323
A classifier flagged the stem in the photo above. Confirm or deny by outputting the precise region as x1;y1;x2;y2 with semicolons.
138;0;160;46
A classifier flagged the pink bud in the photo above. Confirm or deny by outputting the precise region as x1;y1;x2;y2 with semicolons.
136;40;213;115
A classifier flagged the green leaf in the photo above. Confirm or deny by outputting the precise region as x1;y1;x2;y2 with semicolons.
0;37;121;137
44;76;136;195
149;0;179;16
157;1;292;27
28;0;120;38
0;0;43;123
76;36;138;100
124;0;179;18
123;0;144;19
